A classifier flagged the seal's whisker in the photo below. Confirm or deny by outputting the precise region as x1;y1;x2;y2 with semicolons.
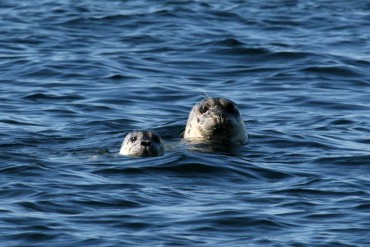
203;91;210;99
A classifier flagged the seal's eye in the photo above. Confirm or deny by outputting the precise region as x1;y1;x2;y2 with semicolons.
225;103;237;114
199;105;209;114
130;136;137;143
152;135;160;143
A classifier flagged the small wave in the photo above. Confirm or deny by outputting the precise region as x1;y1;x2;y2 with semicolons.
23;93;85;102
199;38;270;56
20;68;61;78
302;65;366;78
4;232;56;242
69;198;141;209
314;155;370;166
0;118;42;127
16;201;82;215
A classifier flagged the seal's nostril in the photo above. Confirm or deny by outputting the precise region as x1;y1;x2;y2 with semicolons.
141;141;151;147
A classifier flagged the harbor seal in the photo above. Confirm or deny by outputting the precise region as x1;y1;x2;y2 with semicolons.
184;98;248;145
119;130;164;157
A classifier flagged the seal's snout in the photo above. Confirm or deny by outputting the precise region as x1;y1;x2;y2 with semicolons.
141;141;152;147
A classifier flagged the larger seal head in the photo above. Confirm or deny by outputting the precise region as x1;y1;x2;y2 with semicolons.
184;98;247;145
120;130;164;157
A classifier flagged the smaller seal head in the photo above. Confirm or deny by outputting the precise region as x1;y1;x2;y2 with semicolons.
120;130;164;157
184;98;248;145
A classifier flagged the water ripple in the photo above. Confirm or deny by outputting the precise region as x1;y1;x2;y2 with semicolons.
1;0;370;246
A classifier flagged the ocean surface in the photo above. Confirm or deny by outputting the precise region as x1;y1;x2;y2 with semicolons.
1;1;370;246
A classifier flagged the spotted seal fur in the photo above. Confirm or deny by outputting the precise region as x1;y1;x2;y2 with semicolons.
184;98;248;145
120;130;164;157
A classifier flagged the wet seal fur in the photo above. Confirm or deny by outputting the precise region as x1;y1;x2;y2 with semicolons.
184;98;248;145
120;130;164;157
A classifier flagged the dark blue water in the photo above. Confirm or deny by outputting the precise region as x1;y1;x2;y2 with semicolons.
1;1;370;246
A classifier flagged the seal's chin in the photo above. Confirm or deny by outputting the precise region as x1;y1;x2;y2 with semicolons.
140;146;158;157
212;125;229;136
